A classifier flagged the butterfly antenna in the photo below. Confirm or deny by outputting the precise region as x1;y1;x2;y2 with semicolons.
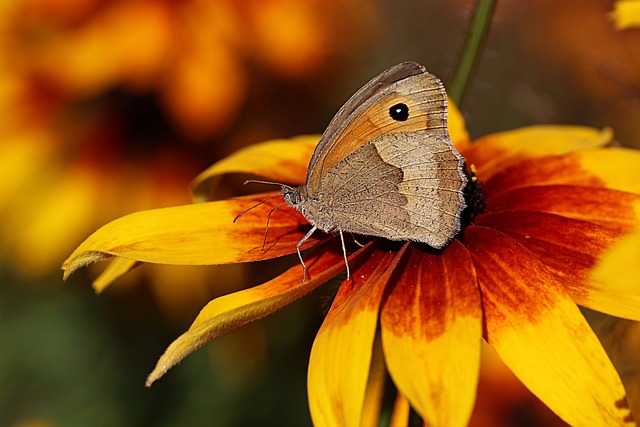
233;193;281;223
244;179;292;190
261;201;287;253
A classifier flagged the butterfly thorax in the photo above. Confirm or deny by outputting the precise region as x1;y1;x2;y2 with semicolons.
282;185;334;232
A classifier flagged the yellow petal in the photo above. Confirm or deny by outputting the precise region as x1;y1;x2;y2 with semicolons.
360;336;385;427
92;258;140;293
380;240;482;427
466;226;633;426
63;193;323;279
447;99;470;149
590;225;640;319
569;147;640;194
464;126;612;180
190;135;317;201
611;0;640;30
146;239;362;386
308;242;409;427
388;393;410;427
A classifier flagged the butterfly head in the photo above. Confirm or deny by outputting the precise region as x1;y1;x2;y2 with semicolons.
281;185;305;208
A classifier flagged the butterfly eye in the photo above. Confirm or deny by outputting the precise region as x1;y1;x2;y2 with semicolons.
389;103;409;121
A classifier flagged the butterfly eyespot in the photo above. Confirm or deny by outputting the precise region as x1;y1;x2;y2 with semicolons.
389;103;409;121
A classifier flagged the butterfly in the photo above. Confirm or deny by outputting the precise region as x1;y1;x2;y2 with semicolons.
241;62;467;281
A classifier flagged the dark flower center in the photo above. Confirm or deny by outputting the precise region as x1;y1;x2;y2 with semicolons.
460;164;485;227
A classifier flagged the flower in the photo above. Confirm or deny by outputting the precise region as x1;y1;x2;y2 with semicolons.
5;0;379;139
63;103;640;425
611;0;640;29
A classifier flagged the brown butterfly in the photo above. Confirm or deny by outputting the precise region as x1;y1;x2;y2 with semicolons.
242;62;467;280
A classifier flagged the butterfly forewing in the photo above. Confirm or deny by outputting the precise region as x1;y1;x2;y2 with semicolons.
306;62;449;192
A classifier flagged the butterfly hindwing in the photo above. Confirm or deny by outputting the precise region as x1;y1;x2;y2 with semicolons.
317;130;466;247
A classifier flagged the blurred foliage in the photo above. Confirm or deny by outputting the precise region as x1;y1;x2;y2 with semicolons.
1;267;322;427
2;0;640;425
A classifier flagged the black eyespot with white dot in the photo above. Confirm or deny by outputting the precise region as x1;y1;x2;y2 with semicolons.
389;103;409;121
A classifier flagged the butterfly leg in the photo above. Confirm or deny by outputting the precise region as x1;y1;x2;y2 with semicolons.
261;201;287;253
338;229;351;281
296;225;317;282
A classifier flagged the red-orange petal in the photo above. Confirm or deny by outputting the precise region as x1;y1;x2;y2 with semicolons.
62;193;324;278
465;226;633;426
485;185;640;233
476;210;640;320
481;148;640;196
308;242;409;427
146;239;363;386
476;209;621;281
380;240;482;427
463;126;612;181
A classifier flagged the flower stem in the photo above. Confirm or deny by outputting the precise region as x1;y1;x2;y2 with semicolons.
449;0;497;106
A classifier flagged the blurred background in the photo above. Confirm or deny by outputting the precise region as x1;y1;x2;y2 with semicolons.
1;0;640;426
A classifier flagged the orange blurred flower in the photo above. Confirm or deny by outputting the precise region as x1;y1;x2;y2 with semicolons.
6;0;378;138
0;0;378;320
64;102;640;425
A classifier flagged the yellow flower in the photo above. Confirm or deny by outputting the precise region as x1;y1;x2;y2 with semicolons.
611;0;640;29
64;105;640;425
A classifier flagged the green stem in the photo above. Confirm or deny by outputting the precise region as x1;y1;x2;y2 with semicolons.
449;0;497;106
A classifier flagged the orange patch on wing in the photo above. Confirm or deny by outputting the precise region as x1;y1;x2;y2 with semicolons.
380;240;482;427
485;185;640;233
308;242;409;427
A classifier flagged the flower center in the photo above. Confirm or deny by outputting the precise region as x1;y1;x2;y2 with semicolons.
460;164;485;227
